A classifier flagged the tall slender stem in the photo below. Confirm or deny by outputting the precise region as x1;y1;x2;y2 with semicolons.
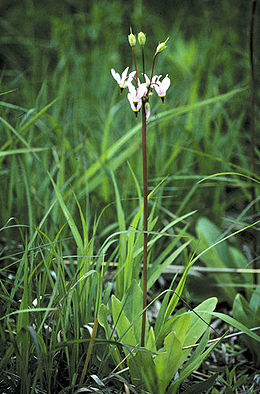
141;100;148;347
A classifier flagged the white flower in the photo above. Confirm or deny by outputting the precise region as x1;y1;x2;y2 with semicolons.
111;67;136;91
127;82;147;106
143;74;159;93
127;82;147;116
154;74;170;102
127;93;142;116
143;73;158;87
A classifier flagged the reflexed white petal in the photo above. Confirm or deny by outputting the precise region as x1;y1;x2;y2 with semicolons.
111;69;121;85
154;74;170;98
151;75;159;84
127;92;141;112
127;91;134;105
162;75;170;91
127;82;136;95
129;71;136;79
127;71;136;85
121;67;129;81
154;83;162;96
111;67;135;89
137;83;147;99
143;73;150;86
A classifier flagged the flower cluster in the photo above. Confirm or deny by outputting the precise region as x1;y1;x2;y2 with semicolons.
111;30;170;120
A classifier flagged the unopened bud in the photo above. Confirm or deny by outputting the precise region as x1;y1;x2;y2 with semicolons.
155;37;169;54
138;31;146;46
145;102;151;120
128;28;136;47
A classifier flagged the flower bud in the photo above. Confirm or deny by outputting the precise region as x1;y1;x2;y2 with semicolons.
155;37;169;54
138;31;146;46
128;28;136;47
145;102;151;120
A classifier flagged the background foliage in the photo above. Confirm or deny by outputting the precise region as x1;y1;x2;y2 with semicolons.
0;0;259;392
1;0;258;291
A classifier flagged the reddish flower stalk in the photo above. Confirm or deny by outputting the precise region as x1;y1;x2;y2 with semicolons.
141;97;148;347
111;30;170;347
132;37;148;346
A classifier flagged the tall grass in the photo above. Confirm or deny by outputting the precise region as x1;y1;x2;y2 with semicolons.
1;2;255;236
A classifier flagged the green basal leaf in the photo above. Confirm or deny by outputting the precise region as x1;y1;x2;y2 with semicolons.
233;294;255;327
123;280;144;343
98;303;123;366
146;326;157;353
169;332;227;393
194;217;236;302
129;350;157;392
111;295;138;352
174;297;217;369
154;315;191;394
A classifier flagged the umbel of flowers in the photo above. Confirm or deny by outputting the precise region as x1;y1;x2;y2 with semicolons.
111;29;170;119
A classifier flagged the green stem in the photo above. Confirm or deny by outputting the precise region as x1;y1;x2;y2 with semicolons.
141;100;148;347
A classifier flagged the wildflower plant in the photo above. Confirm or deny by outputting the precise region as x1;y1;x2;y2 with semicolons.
111;31;170;119
111;29;170;346
2;11;260;393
